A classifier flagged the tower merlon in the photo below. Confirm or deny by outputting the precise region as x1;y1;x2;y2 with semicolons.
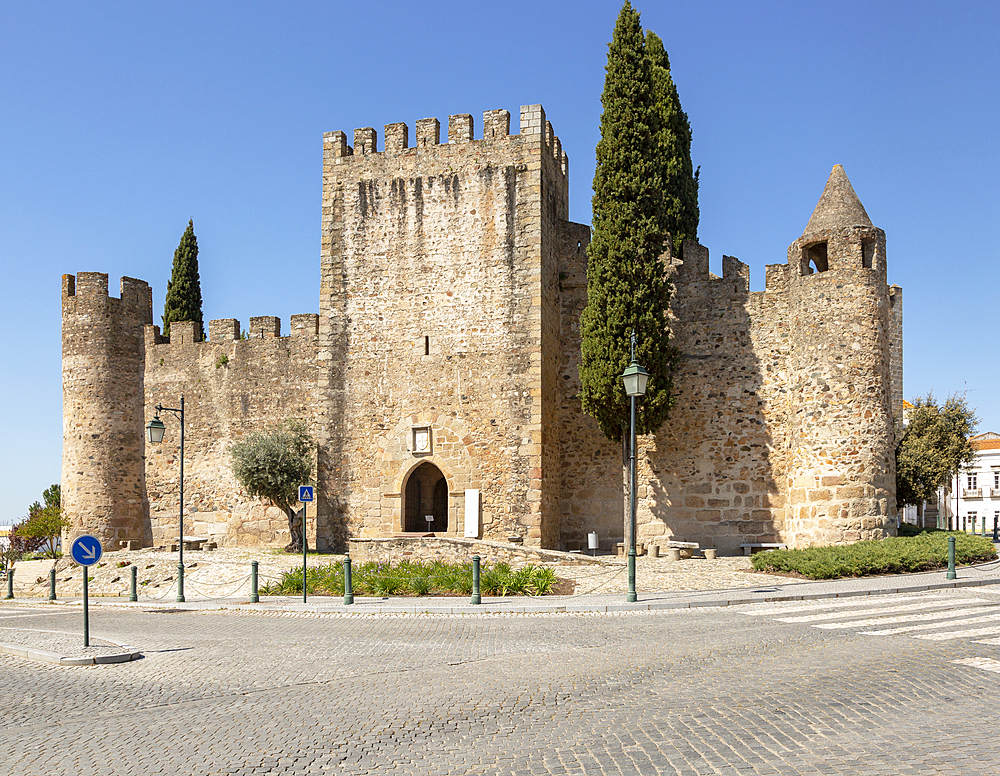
448;113;474;144
63;273;152;319
209;319;241;342
722;255;749;289
249;316;281;338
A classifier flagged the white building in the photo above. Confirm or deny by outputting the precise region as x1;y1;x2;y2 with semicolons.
940;432;1000;533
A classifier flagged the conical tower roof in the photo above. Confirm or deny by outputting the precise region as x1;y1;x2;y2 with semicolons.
802;165;873;235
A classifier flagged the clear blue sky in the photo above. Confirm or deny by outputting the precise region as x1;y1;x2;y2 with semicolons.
2;0;997;524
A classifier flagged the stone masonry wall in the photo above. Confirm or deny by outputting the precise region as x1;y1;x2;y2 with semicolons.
62;273;153;548
629;245;788;556
783;226;896;546
143;314;322;549
318;105;580;548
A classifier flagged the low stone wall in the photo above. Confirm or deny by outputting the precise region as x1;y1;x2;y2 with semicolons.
348;536;602;568
151;503;293;550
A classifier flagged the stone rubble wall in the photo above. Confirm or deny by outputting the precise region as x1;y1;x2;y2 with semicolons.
347;536;602;568
62;273;153;548
143;315;322;549
783;225;896;546
631;245;789;556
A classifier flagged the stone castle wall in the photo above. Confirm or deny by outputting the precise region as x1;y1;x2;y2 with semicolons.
317;105;586;548
142;314;322;549
622;246;790;555
62;273;153;548
61;107;901;555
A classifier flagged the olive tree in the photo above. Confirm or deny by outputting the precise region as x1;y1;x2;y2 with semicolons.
230;421;314;552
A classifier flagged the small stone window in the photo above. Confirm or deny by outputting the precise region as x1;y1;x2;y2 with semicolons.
412;426;432;455
802;242;828;275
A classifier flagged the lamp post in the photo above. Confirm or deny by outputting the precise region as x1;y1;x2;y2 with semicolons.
146;397;186;603
621;331;649;604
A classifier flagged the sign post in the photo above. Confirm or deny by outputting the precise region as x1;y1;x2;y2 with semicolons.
298;486;314;603
70;535;103;647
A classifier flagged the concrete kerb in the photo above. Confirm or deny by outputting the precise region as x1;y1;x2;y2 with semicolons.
0;640;141;667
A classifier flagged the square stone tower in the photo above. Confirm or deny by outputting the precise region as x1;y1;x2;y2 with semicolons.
317;106;592;547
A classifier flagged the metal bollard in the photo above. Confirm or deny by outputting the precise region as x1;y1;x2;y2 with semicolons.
343;556;354;605
994;517;998;543
250;561;259;603
130;565;138;602
49;567;56;601
947;535;957;580
471;555;481;605
5;567;13;599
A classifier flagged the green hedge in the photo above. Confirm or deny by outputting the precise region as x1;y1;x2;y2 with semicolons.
750;532;997;580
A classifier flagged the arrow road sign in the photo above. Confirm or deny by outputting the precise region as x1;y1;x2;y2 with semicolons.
71;535;103;567
299;486;314;503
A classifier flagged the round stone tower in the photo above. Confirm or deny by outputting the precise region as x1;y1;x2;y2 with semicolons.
62;273;153;549
784;165;897;546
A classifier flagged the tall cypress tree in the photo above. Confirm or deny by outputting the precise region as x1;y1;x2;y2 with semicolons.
579;2;678;442
162;219;203;340
646;30;699;255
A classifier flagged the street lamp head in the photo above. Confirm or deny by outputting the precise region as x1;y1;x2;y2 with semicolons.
146;416;166;444
621;359;649;397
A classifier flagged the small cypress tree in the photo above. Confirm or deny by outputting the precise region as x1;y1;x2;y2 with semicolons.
162;219;203;340
579;1;678;442
646;30;699;255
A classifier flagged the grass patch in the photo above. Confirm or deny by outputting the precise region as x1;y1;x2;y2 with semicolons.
751;532;997;580
259;559;567;597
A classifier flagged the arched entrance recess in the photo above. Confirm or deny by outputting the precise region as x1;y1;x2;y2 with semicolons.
403;461;448;533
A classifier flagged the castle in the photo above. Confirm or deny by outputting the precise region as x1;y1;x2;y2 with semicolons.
61;104;902;555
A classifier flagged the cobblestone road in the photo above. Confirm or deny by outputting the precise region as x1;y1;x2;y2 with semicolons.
4;589;1000;775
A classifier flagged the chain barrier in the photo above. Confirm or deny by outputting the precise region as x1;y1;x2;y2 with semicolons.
4;555;636;602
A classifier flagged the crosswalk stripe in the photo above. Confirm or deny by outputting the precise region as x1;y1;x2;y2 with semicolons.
953;657;1000;673
776;600;967;623
813;604;995;629
740;594;947;616
859;610;1000;635
916;624;1000;641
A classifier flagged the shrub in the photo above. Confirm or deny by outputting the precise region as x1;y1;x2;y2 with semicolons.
529;567;557;596
258;559;564;597
751;532;997;580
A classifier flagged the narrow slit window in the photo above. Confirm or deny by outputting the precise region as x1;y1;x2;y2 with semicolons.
862;238;875;269
424;336;430;356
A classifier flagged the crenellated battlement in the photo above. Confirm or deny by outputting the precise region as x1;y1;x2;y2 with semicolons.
323;104;568;177
62;272;153;317
144;313;319;349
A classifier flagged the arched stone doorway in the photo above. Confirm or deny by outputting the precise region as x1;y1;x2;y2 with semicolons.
403;462;449;533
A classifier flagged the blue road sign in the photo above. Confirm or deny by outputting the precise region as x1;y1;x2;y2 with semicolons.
299;485;314;503
71;535;103;567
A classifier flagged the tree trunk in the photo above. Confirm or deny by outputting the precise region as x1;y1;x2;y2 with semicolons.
284;506;305;553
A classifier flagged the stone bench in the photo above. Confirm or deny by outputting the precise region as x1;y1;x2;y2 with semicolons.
614;543;647;557
741;543;787;556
